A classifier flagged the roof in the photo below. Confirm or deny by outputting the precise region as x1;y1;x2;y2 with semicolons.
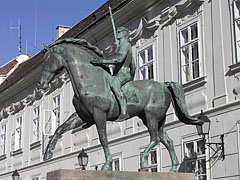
0;0;130;93
0;57;18;76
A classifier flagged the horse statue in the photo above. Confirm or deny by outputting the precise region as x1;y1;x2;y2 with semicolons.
37;38;203;172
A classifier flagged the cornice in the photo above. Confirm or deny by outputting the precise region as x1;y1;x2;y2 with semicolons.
129;17;160;42
160;0;204;28
0;74;68;121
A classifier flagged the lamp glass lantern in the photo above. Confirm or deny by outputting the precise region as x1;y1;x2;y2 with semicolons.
196;111;211;136
78;148;88;170
12;169;20;180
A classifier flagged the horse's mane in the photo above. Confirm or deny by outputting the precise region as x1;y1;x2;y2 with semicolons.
47;38;111;74
47;38;103;57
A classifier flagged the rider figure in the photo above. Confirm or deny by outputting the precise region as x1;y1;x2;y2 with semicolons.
91;27;136;122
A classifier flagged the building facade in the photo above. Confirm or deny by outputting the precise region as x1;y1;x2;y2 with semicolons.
0;0;240;179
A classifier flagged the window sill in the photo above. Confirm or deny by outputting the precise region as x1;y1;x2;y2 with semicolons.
229;62;240;74
0;154;7;161
30;140;41;150
11;148;23;156
182;76;207;92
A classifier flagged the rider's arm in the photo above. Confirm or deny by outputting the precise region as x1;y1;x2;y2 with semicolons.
101;42;129;64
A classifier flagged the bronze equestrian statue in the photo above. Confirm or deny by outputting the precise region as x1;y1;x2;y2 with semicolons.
38;37;203;172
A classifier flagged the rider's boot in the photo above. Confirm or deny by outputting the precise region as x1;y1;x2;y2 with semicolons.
115;94;129;122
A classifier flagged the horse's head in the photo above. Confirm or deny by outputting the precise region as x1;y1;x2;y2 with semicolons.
38;45;64;90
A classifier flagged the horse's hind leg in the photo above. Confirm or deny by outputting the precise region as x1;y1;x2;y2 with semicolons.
43;112;84;160
140;112;161;170
159;126;179;172
93;107;112;171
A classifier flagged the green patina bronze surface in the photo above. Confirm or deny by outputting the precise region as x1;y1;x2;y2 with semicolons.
91;27;135;122
38;36;203;172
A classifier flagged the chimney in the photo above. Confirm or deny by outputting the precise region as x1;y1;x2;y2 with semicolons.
56;25;71;39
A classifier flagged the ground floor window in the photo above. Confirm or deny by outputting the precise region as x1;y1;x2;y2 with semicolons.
110;154;122;171
139;148;159;172
183;139;206;180
110;158;120;171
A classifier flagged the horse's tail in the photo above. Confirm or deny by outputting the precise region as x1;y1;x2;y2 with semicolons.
166;82;203;125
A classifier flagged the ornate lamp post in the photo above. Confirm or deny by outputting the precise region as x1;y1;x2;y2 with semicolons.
196;110;211;136
78;148;89;170
12;169;20;180
196;110;225;162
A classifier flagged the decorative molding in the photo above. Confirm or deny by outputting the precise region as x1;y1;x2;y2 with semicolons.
183;76;207;92
11;148;23;156
0;154;7;161
30;141;41;150
0;74;67;121
160;0;204;27
129;17;160;42
229;62;240;74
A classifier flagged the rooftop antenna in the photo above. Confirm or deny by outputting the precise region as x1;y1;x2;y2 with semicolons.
10;19;22;55
52;20;54;41
34;0;38;54
26;39;28;55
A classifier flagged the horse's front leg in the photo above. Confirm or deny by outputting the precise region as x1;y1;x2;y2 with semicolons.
93;107;112;171
43;112;84;160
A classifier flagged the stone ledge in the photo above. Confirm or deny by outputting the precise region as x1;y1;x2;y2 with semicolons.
47;169;194;180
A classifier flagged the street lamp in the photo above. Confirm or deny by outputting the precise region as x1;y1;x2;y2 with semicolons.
196;110;211;136
196;110;225;162
12;169;20;180
78;148;89;170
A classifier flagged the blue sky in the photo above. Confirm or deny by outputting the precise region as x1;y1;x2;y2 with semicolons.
0;0;107;66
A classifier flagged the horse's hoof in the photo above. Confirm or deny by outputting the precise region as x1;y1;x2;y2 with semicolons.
169;166;178;172
43;151;53;161
140;160;148;169
101;164;111;171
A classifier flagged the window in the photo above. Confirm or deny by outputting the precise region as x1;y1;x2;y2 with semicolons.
0;124;6;155
149;149;158;172
32;176;40;180
184;139;206;180
138;45;154;80
33;106;40;142
12;116;23;151
180;22;201;83
53;95;61;127
109;154;122;171
110;158;120;171
140;148;159;172
233;3;240;63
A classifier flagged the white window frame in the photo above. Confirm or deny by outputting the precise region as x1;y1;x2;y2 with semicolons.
31;174;40;180
237;121;240;175
33;106;40;143
0;123;6;155
15;116;23;150
182;135;209;180
139;145;160;172
179;20;202;84
110;153;122;171
233;2;240;63
136;40;157;81
53;94;61;127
